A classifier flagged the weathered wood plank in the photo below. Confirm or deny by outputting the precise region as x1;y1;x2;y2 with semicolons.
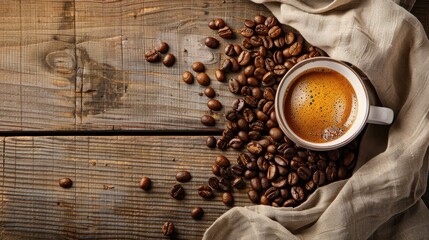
0;136;253;239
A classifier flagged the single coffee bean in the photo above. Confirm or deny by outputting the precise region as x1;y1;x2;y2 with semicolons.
265;58;276;71
338;166;348;179
246;161;258;171
250;35;263;47
273;65;287;76
59;177;73;188
244;169;258;179
139;176;151;190
291;186;305;201
198;185;214;199
250;120;265;132
256;110;269;122
274;36;286;49
244;95;258;108
280;188;289;199
232;177;245;189
201;115;215;126
268;25;282;39
208;19;217;30
262;71;276;86
232;98;246;112
248;190;260;203
273;51;284;64
244;19;256;28
206;136;216;148
214;18;226;28
222;192;234;206
218;26;233;39
191;207;204;220
162;221;174;236
343;152;355;167
265;187;280;200
262;35;274;49
288;172;299;186
162;53;176;67
271;176;288;188
230;58;240;72
196;72;210;86
220;59;232;71
238;51;252;66
243;65;255;77
176;170;192;183
283;198;297;207
257;157;269;172
252;87;263;99
297;53;309;62
247;142;263;155
289;42;302;56
144;49;160;62
192;62;205;72
242;38;252;49
234;45;243;55
204;87;216;98
219;178;231;191
208;177;220;191
305;180;316;192
254;67;267;80
237;73;247;85
242;108;255;123
265;16;278;28
254;14;266;25
181;71;194;84
237;152;251;166
205;37;219;49
215;69;226;82
263;88;275;101
297;166;312;180
156;41;169;53
267;165;278;181
207;99;222;111
255;24;269;36
317;159;328;171
250;177;262;192
262;101;274;115
240;27;254;38
215;155;230;167
283;147;296;158
254;56;265;69
241;86;252;97
236;131;249;142
259;195;271;205
231;164;245;176
228;138;242;149
170;184;185;200
247;77;259;87
225;44;237;56
285;32;295;44
326;166;337;182
212;164;221;176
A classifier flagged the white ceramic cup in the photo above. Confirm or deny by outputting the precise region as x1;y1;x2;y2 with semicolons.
274;57;394;151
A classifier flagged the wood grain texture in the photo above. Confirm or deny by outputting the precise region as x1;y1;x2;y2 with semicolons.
0;136;255;239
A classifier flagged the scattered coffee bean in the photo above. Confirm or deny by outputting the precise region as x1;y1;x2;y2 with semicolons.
206;136;216;148
268;25;282;39
170;184;185;200
144;49;160;62
204;87;216;98
191;207;204;220
139;176;151;190
254;15;266;25
192;62;205;72
205;37;220;49
214;18;226;29
222;192;234;206
176;170;192;182
59;177;73;188
196;72;210;86
201;115;215;126
181;71;194;84
207;99;222;111
162;53;175;67
198;185;214;199
218;26;233;39
208;19;217;30
248;189;260;203
215;155;230;167
215;69;226;82
156;42;169;53
162;221;174;237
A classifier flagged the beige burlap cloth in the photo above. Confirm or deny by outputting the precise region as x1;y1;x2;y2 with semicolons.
203;0;429;239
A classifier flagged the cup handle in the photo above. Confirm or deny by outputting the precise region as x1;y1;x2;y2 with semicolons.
367;106;394;125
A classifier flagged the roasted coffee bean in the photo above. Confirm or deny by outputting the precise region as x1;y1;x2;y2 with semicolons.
265;16;278;28
251;87;263;99
243;108;255;123
262;88;275;101
208;19;217;30
220;167;234;180
201;115;215;126
309;49;321;58
218;26;233;39
242;19;255;28
254;14;266;25
170;184;185;200
195;72;210;86
284;147;296;158
232;177;245;189
237;153;251;166
241;86;252;96
206;136;216;148
297;166;312;180
250;120;265;132
254;56;265;69
255;24;269;36
242;38;253;49
250;177;263;192
247;142;263;155
265;187;279;200
59;177;73;188
278;166;289;176
225;44;236;56
268;127;283;142
317;159;328;171
229;138;243;149
273;51;284;64
198;185;214;199
214;18;226;28
246;161;258;171
156;41;169;53
243;96;258;108
226;121;239;133
234;44;243;55
207;99;222;111
274;36;286;49
256;110;269;122
283;48;292;58
258;138;270;148
274;155;288;168
181;71;194;84
343;152;355;167
268;25;282;39
279;188;289;199
222;129;234;140
215;155;230;167
260;195;271;205
338;166;347;179
191;207;204;220
220;59;232;72
267;165;278;181
291;186;305;201
224;111;238;122
244;169;258;179
162;221;174;236
237;73;247;85
232;98;246;112
238;51;252;66
261;36;274;49
247;77;259;87
203;87;216;98
285;32;295;44
230;58;240;72
262;71;276;86
305;180;316;192
273;196;285;206
254;67;267;80
139;176;151;190
297;53;309;62
250;35;263;47
176;170;192;183
264;58;276;71
258;177;270;190
162;53;175;67
326;166;337;182
208;177;220;191
144;49;160;62
205;37;219;49
192;62;205;72
240;27;254;38
289;42;302;56
237;118;249;131
244;65;255;77
248;190;260;203
288;172;299;186
271;176;287;188
236;131;249;142
249;130;261;140
222;192;234;206
257;157;269;172
215;69;226;82
283;199;297;207
231;164;245;176
228;78;241;94
212;164;221;176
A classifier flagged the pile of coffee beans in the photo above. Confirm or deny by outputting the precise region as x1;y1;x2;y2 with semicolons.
145;41;176;67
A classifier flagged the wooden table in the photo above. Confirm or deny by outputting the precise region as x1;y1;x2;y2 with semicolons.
0;1;427;239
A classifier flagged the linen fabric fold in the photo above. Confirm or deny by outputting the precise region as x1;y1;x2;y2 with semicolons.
203;0;429;239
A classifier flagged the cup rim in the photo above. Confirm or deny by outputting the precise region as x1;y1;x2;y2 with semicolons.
274;57;369;151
